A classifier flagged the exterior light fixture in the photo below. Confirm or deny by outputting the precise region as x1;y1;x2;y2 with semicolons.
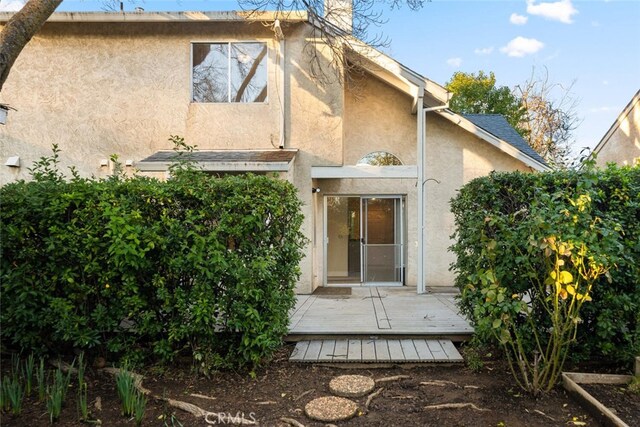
100;159;109;167
5;156;20;167
125;159;134;167
312;187;321;194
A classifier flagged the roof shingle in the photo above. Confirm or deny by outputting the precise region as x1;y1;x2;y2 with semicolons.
462;114;547;166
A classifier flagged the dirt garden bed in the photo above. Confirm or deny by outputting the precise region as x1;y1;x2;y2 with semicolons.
1;345;604;426
580;383;639;426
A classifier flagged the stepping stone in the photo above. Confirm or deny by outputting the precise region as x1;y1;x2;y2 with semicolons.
329;375;375;398
305;396;358;422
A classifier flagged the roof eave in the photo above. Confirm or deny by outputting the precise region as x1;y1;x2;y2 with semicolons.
592;89;640;155
437;110;551;172
0;10;309;23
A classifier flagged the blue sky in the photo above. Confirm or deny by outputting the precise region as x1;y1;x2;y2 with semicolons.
1;0;638;152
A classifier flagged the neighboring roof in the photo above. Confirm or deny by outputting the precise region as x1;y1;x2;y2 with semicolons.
435;111;550;171
592;89;640;155
462;114;547;166
0;11;308;23
137;149;298;172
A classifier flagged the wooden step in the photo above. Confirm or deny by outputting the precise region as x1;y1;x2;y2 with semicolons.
290;338;463;363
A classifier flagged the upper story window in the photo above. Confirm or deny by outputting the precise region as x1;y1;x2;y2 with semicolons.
357;152;403;166
192;42;268;103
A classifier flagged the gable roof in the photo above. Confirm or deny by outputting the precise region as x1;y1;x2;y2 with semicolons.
592;89;640;155
462;114;547;166
434;111;550;171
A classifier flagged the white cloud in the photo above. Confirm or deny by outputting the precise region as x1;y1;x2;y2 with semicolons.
510;13;529;25
588;106;617;113
0;0;25;12
500;37;544;57
526;0;578;24
446;57;463;68
474;47;494;55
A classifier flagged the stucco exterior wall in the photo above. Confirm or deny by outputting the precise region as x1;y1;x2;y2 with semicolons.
595;95;640;167
0;19;536;293
424;113;532;286
0;21;348;294
343;73;416;165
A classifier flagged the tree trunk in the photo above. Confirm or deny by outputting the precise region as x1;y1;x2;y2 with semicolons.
0;0;62;93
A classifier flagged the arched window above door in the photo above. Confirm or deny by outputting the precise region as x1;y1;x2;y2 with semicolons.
357;151;403;166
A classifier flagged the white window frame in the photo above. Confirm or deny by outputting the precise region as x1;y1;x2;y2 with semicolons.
190;41;269;104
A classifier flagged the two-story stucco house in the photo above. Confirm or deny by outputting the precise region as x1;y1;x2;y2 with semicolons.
0;5;549;295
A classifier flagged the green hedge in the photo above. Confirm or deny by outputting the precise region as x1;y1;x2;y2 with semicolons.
450;164;640;364
0;168;306;370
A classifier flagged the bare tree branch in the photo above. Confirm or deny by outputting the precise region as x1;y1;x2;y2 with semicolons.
234;45;268;102
514;67;581;168
238;0;429;84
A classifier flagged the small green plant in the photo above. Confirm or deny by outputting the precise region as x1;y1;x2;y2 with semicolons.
133;391;147;426
5;373;24;416
0;377;6;412
46;382;64;423
46;363;73;423
629;376;640;394
77;352;85;388
116;367;137;416
23;353;35;397
77;353;89;421
77;382;89;421
36;358;46;402
463;345;485;372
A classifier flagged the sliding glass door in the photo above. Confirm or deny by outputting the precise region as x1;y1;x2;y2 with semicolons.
325;196;404;286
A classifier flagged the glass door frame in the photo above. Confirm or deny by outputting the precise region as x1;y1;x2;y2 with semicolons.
323;194;405;287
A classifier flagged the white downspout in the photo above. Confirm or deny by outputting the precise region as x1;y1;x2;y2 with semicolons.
418;102;449;294
416;93;425;294
273;20;286;148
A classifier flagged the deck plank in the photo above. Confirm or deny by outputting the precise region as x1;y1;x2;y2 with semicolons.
439;339;463;362
426;340;447;361
374;340;391;361
332;340;349;361
400;339;420;361
413;339;434;361
289;341;309;362
387;340;405;361
361;340;377;361
304;340;323;362
317;340;336;362
347;339;362;361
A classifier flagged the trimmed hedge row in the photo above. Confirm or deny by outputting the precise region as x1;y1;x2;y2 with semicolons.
450;164;640;364
0;169;306;370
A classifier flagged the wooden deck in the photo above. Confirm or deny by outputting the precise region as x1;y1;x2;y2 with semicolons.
288;287;473;338
290;339;464;363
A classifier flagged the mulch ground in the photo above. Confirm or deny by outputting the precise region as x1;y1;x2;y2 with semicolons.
0;344;613;426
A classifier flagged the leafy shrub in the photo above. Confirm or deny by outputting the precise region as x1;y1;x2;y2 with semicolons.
0;148;306;370
450;164;639;368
